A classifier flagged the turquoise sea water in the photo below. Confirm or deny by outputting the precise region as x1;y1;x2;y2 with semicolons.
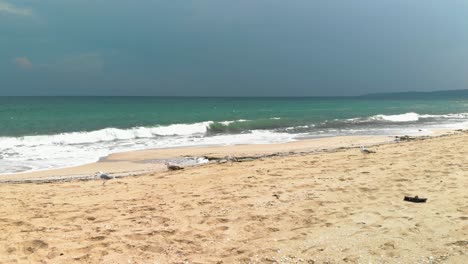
1;96;468;174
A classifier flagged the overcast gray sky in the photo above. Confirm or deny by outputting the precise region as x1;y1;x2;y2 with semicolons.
1;1;468;96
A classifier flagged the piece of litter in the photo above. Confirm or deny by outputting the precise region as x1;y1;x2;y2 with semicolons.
404;195;427;203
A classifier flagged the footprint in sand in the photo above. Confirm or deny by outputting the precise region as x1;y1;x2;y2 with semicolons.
22;240;48;254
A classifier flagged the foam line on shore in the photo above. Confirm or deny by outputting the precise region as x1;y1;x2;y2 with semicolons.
2;131;467;184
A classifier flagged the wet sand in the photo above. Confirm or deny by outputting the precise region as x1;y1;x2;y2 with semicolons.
0;135;392;183
0;132;467;263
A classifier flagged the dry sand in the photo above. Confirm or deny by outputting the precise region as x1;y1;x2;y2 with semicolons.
0;132;467;263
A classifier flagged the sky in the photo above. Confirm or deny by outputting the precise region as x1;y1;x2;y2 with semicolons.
1;1;468;96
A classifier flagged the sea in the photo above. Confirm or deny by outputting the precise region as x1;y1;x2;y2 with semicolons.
1;96;467;174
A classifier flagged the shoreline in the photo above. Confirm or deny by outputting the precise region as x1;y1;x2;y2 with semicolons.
1;128;467;263
1;128;464;184
2;111;467;178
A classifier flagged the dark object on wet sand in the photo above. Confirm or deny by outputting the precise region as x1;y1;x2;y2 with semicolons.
166;163;184;171
404;196;427;203
395;135;416;141
100;174;113;180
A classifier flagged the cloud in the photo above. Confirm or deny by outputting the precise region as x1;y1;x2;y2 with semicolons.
0;1;32;16
13;57;33;70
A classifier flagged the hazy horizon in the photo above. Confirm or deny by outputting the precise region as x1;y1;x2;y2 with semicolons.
0;87;467;98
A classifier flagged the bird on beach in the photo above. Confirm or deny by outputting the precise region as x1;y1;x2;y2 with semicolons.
96;171;114;185
360;145;376;154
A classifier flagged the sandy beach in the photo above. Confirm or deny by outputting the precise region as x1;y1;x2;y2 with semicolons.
0;132;467;263
4;1;468;263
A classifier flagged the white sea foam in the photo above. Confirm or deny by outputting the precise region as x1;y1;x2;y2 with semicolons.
219;121;234;125
419;113;468;119
0;121;214;148
347;112;468;123
1;113;468;174
0;120;300;174
374;112;420;122
218;119;249;126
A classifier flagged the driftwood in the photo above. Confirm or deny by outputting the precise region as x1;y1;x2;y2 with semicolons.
203;153;287;164
395;135;417;141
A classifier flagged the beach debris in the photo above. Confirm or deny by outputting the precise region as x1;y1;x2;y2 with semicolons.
204;155;238;164
404;195;427;203
204;153;290;164
360;145;376;154
395;135;416;141
96;171;114;185
273;194;280;199
225;155;238;162
165;162;184;171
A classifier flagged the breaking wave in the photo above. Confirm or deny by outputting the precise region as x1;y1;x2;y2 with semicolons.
0;121;213;148
2;112;467;149
1;112;467;174
345;112;468;124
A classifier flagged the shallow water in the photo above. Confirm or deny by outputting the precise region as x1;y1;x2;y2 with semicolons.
1;96;467;173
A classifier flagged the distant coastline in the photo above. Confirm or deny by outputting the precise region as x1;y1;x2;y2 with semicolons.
360;89;468;99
